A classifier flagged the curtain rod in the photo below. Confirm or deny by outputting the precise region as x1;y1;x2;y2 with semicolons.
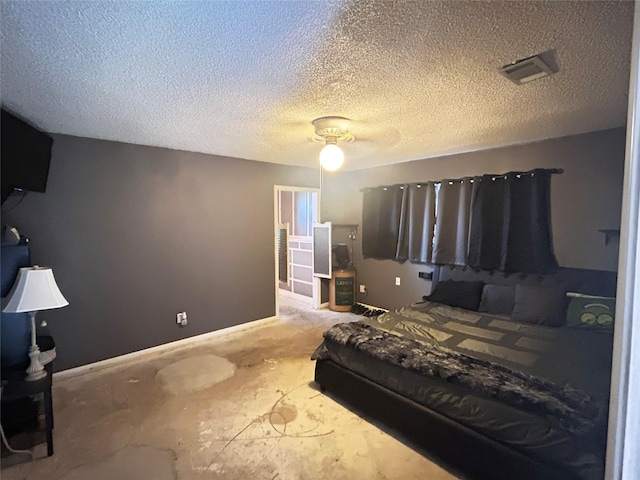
360;168;564;192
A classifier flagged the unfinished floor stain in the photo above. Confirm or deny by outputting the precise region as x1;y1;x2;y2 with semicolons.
2;297;458;480
156;354;236;395
57;445;176;480
269;403;297;425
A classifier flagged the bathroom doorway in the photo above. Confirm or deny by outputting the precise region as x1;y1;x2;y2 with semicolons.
274;186;321;315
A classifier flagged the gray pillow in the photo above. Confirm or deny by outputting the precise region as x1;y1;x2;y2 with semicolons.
511;285;567;326
478;284;516;316
425;280;484;311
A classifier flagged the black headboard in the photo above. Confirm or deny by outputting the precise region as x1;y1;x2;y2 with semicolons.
432;265;617;297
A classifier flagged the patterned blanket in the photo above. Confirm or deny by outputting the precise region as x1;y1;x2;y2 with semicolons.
313;321;603;435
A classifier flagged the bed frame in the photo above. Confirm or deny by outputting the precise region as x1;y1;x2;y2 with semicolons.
314;265;617;480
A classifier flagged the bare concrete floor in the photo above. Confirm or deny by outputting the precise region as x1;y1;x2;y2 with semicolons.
2;297;459;480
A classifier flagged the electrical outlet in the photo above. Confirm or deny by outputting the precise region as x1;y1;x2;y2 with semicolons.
176;311;187;326
359;284;366;294
395;277;401;286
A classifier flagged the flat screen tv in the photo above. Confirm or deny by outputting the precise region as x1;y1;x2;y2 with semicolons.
1;108;54;204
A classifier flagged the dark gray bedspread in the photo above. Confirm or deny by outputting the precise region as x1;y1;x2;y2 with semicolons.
313;301;614;479
369;302;613;394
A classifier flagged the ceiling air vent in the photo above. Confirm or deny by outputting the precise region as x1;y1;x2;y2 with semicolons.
499;54;556;85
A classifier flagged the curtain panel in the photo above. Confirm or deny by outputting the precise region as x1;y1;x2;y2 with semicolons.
432;178;475;266
468;169;558;273
405;183;436;263
467;174;506;270
362;185;408;261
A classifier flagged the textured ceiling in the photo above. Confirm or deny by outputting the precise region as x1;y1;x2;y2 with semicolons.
0;1;634;171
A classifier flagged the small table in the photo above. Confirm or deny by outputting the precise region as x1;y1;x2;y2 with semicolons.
1;337;54;457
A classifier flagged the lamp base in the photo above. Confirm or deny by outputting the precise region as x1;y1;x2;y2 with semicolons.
26;345;47;382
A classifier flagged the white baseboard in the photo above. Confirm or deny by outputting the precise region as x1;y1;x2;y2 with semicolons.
53;316;278;380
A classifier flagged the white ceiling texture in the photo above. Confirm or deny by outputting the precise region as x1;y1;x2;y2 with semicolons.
0;1;634;171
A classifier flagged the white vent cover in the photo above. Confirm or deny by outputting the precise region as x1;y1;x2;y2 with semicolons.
499;55;556;85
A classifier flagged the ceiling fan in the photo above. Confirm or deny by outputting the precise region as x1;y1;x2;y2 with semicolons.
312;116;354;171
264;114;401;170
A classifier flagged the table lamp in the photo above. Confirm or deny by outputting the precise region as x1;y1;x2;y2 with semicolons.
2;266;68;381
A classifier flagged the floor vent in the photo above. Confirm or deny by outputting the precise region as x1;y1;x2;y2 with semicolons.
499;54;556;85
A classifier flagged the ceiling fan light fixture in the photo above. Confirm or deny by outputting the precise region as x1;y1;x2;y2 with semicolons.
319;141;344;171
312;116;354;170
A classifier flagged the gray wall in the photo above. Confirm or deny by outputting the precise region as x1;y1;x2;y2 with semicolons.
3;128;625;368
323;128;626;310
4;135;318;370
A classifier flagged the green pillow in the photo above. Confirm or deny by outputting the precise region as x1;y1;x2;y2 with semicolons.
565;294;616;330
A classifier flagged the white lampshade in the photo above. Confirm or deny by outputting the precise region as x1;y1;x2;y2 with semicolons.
319;143;344;171
3;266;69;313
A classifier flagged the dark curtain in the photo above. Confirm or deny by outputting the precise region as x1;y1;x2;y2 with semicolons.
432;178;474;266
467;175;505;270
468;169;558;273
402;183;436;263
362;185;408;260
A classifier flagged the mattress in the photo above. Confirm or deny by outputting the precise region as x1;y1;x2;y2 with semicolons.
313;301;614;480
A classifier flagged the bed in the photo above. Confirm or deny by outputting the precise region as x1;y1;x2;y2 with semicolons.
313;265;617;480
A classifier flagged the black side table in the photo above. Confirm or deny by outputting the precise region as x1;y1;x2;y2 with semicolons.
1;336;54;457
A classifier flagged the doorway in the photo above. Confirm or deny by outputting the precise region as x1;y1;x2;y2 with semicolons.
274;186;321;316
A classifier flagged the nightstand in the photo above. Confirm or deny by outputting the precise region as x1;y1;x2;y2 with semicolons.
1;336;54;457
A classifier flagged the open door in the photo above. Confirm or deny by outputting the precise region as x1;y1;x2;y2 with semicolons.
274;186;321;312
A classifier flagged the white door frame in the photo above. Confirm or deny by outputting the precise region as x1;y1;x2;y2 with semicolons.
606;4;640;478
274;185;322;317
